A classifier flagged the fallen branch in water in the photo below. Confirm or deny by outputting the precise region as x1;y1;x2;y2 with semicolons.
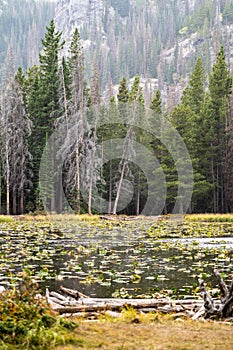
199;269;233;319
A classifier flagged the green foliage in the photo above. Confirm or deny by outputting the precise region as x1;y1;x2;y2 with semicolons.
1;17;233;215
28;20;64;211
150;90;162;115
182;58;206;115
0;270;78;349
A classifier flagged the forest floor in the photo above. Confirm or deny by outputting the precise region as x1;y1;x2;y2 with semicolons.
54;312;233;350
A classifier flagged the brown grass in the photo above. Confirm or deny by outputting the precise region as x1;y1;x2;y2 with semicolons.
54;315;233;350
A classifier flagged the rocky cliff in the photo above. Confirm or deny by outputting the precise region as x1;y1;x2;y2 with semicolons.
54;0;233;107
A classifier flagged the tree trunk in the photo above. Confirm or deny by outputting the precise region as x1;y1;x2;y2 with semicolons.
211;143;216;213
112;160;127;215
51;142;55;212
108;159;113;214
12;192;17;215
5;140;10;215
136;173;140;216
19;189;24;215
88;109;98;216
75;147;80;214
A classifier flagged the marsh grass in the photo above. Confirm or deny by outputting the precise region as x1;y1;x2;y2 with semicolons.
0;215;15;223
7;213;233;225
185;213;233;222
22;213;101;224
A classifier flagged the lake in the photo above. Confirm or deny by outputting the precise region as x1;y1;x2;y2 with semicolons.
0;218;232;298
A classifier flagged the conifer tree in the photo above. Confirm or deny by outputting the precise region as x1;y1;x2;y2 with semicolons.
117;77;129;122
181;58;205;115
29;19;64;211
150;90;162;115
208;46;231;212
225;79;233;212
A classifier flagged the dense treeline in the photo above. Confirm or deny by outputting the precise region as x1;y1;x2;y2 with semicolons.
0;20;233;215
0;0;55;80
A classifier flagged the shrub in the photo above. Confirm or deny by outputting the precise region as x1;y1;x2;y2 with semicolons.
0;270;78;349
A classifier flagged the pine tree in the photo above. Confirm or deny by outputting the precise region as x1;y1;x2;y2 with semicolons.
113;76;145;215
150;90;162;115
181;58;205;115
39;19;64;126
128;76;145;215
117;77;129;122
29;19;64;212
225;77;233;211
208;46;231;212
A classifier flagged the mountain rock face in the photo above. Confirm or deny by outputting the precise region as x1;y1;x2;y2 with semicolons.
55;0;233;107
55;0;104;34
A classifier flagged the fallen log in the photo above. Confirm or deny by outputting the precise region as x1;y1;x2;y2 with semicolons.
100;215;139;221
60;286;88;299
199;269;233;319
46;286;204;316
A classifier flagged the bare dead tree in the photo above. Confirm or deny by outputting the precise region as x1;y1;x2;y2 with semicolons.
56;29;88;214
1;46;32;214
88;57;101;215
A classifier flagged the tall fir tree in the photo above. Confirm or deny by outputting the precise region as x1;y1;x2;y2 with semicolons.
29;19;64;211
117;77;129;122
208;46;231;212
181;58;205;115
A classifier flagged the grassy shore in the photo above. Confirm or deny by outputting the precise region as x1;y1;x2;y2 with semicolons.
2;212;233;224
54;312;233;350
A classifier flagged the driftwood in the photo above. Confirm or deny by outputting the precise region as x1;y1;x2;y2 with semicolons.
60;286;89;299
46;269;233;320
46;286;204;317
199;269;233;319
100;215;140;221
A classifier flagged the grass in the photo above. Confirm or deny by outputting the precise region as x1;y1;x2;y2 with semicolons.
0;215;16;223
1;283;232;350
185;213;233;222
20;213;101;223
9;212;233;223
54;312;233;350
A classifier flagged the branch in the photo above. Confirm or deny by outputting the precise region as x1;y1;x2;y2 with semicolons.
214;269;229;301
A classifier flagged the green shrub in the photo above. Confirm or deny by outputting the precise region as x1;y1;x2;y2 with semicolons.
0;270;78;349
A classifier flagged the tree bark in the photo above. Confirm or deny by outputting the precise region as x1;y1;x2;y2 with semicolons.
112;160;127;215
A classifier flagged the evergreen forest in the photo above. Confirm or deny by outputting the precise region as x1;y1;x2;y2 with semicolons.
1;19;233;216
